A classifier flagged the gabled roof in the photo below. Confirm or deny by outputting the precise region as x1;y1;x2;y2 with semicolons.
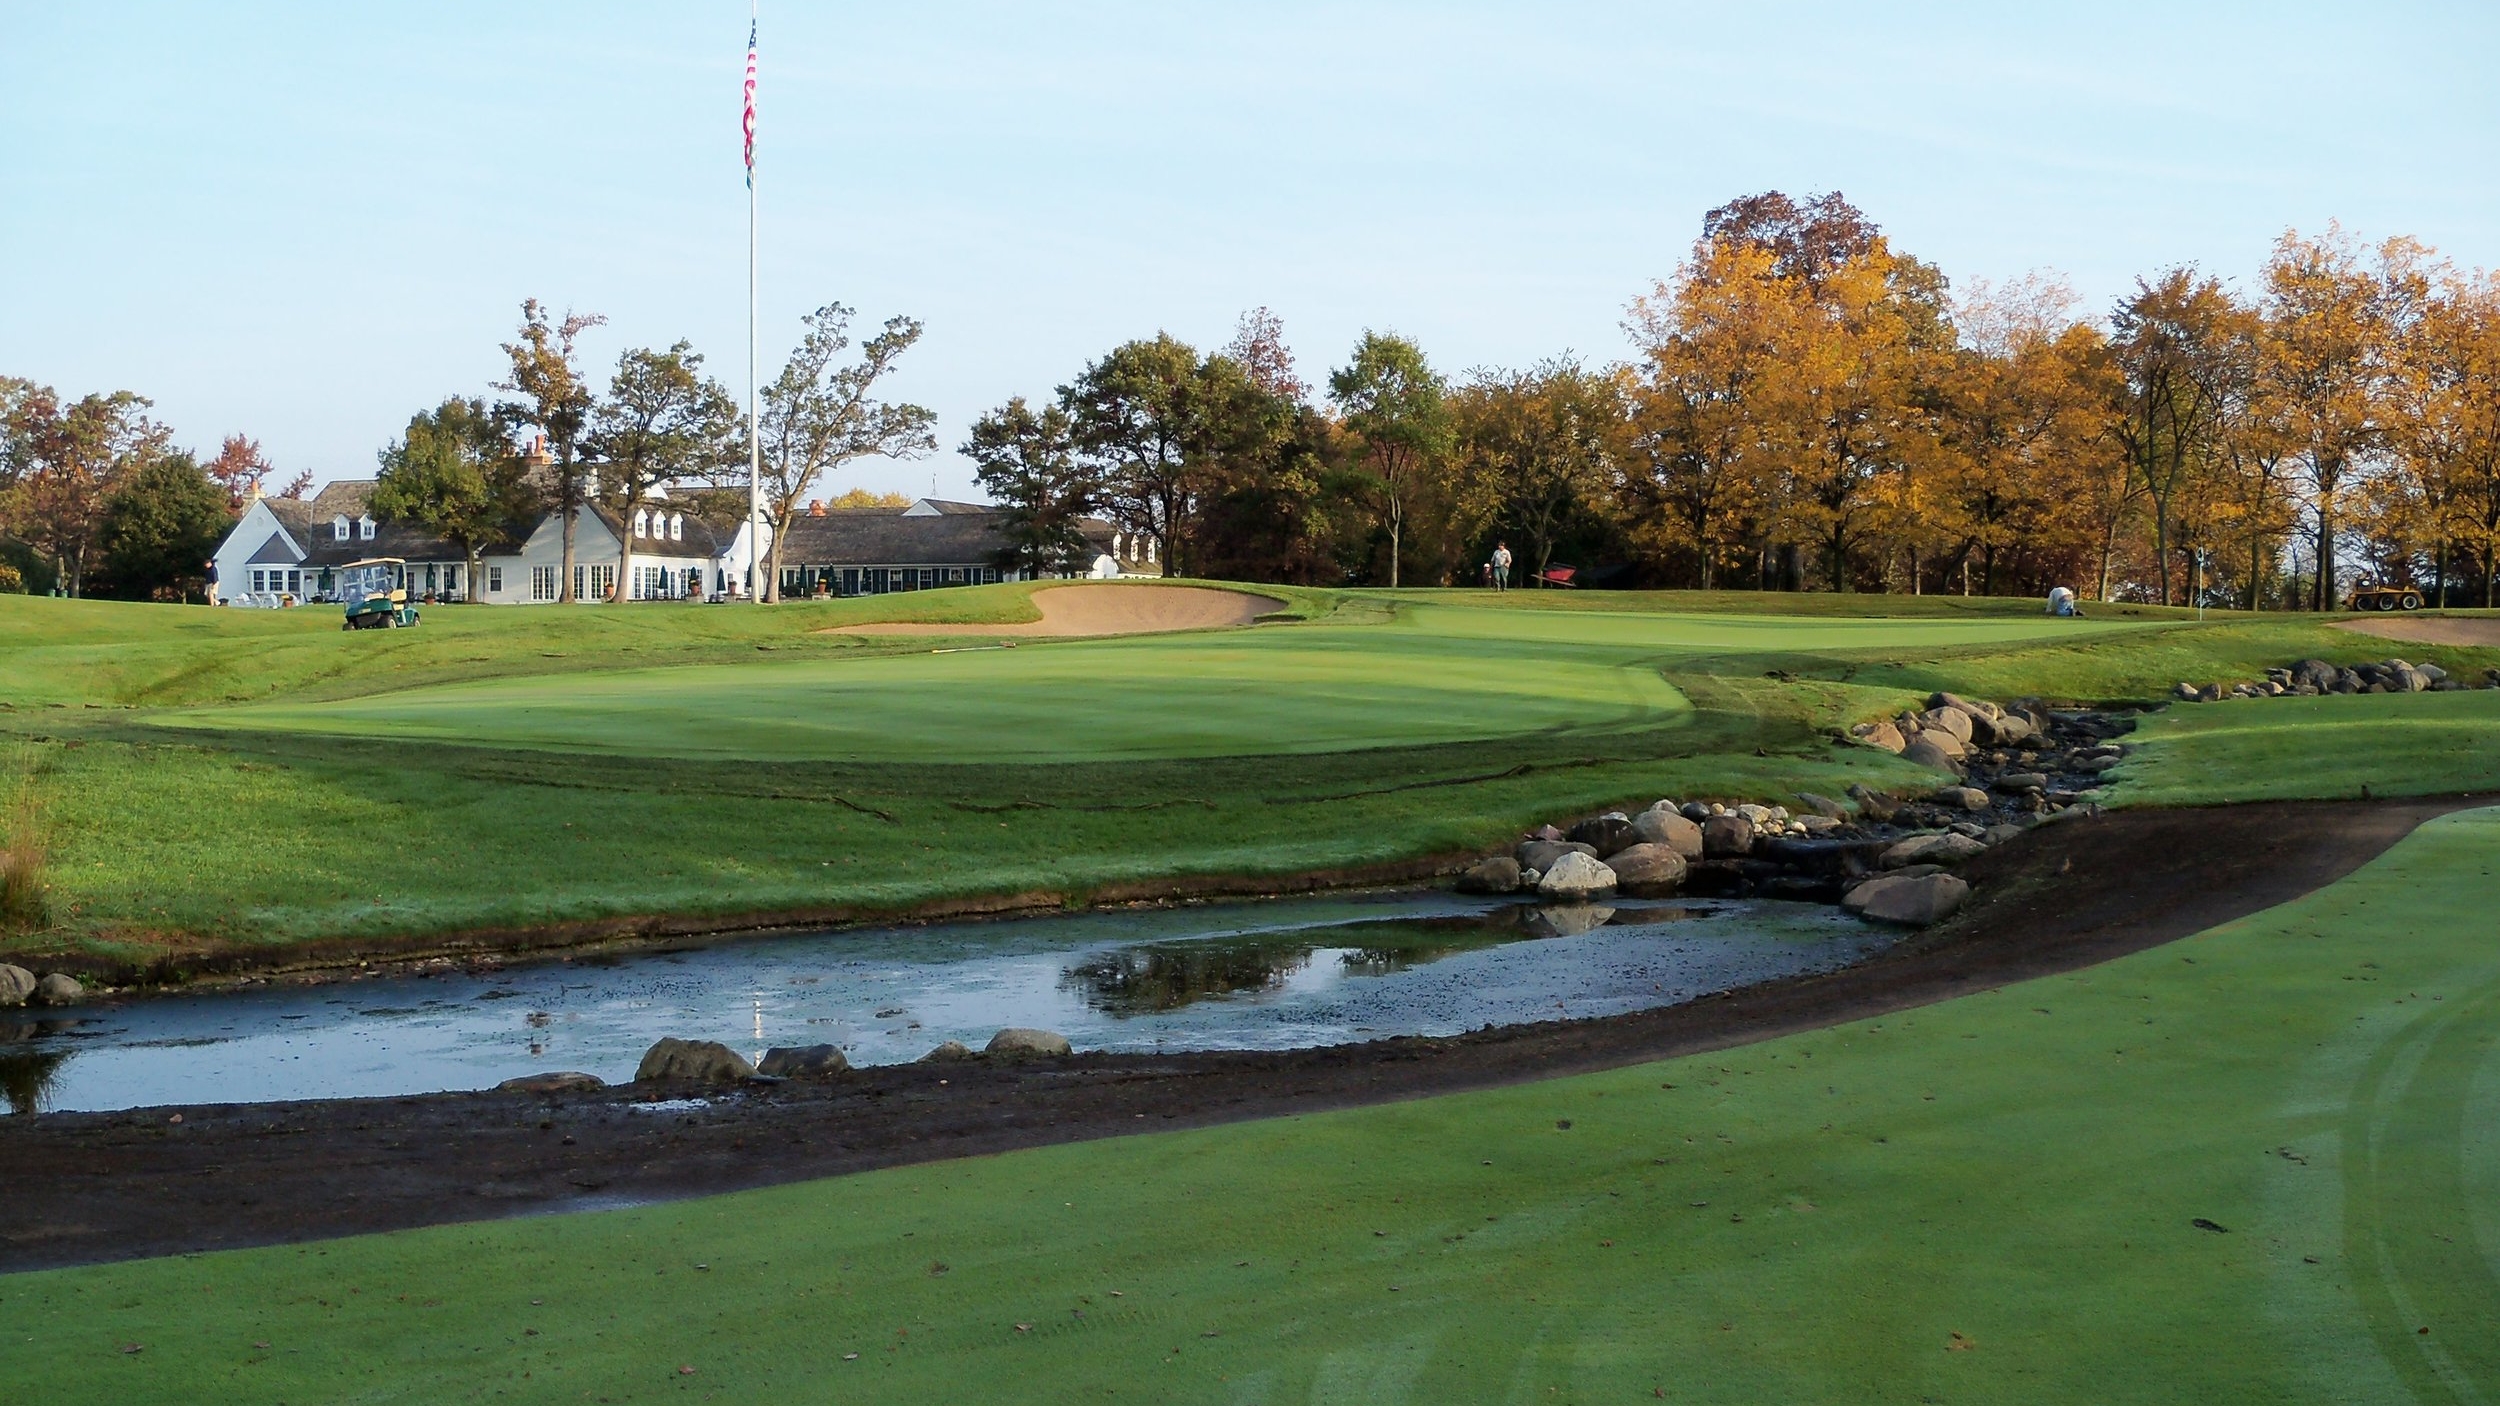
901;498;995;518
243;530;301;565
584;503;738;560
778;507;1115;567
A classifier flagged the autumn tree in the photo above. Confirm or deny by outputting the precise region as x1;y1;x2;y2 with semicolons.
2259;226;2427;609
584;342;740;600
2106;269;2245;604
755;305;938;600
964;397;1096;576
373;396;535;602
1329;332;1452;587
201;435;275;510
0;385;168;596
1224;307;1308;402
496;301;606;602
1624;239;1799;586
2396;269;2500;605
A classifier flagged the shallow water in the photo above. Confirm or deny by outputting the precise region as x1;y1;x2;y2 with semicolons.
0;891;1893;1113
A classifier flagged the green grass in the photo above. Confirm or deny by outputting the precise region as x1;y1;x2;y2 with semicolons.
12;804;2497;1403
2108;689;2500;805
4;586;2494;961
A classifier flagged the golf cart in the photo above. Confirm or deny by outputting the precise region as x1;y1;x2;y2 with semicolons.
2346;578;2425;612
339;558;421;630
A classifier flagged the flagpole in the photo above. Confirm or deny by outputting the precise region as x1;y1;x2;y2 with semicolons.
745;3;764;603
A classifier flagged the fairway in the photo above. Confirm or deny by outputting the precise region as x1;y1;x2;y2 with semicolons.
2110;689;2500;806
165;598;2146;762
13;806;2495;1403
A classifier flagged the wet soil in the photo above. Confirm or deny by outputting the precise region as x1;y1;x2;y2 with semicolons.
1;794;2483;1274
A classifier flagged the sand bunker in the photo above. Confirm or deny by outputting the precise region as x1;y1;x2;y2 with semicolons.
2331;616;2500;649
826;583;1285;639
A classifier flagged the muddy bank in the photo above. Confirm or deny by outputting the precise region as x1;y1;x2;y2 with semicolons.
3;793;2482;1274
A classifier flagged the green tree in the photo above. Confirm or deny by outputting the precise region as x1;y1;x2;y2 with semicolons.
1061;334;1254;577
964;397;1096;577
756;305;938;601
584;342;740;600
1455;358;1623;589
373;397;535;602
93;449;230;601
496;301;606;602
1329;331;1451;587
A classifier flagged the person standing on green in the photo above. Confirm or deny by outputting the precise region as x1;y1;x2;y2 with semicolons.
1491;541;1513;591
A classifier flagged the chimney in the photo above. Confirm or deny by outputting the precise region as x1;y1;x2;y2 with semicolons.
808;499;825;516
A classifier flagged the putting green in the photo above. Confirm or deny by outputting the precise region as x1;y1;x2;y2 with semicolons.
14;807;2497;1403
170;603;2144;762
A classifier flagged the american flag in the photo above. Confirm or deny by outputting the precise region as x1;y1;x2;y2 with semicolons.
742;18;757;187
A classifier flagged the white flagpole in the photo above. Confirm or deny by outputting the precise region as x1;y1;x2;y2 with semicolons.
745;3;764;603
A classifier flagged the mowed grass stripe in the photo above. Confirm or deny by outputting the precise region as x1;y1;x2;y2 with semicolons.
14;808;2497;1404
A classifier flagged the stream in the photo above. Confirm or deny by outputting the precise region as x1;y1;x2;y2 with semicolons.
0;890;1894;1114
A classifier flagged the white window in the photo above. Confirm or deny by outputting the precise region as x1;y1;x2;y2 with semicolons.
531;566;558;602
574;564;615;601
633;510;649;539
488;566;504;594
669;513;683;541
333;516;349;541
358;516;376;541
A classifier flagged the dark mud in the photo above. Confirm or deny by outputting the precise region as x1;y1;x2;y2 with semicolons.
1;794;2482;1274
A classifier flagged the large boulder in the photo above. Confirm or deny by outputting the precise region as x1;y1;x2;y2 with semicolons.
1535;850;1620;900
1605;843;1687;896
30;973;82;1007
1932;785;1990;811
635;1037;755;1085
1844;872;1971;926
1919;707;1974;746
0;964;32;1009
1632;809;1705;858
1989;712;2033;746
1700;814;1756;858
920;1039;975;1062
758;1044;850;1079
1859;719;1907;754
1457;856;1524;894
2290;659;2339;692
1881;832;1988;868
987;1027;1073;1058
1901;737;1964;773
497;1071;606;1094
1516;839;1598;873
1793;792;1850;820
1566;815;1642;858
1992;772;2049;793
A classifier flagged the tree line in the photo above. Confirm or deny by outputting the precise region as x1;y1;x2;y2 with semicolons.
9;190;2496;607
974;193;2500;607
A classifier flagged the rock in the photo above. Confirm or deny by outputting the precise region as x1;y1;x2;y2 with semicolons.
1846;784;1901;823
757;1044;850;1079
920;1039;975;1062
1760;836;1893;878
30;973;82;1006
1516;839;1598;872
1881;832;1988;868
1528;823;1565;842
2291;659;2338;692
1700;813;1756;858
1845;872;1971;926
1901;737;1963;773
1605;843;1687;896
1518;867;1542;887
1982;824;2026;845
1991;712;2033;746
1920;707;1974;745
635;1037;755;1085
1566;815;1642;858
1535;850;1619;900
1859;719;1907;753
1678;801;1713;823
2074;755;2122;774
1930;785;1989;811
1632;808;1705;858
1527;904;1617;938
2421;663;2448;683
986;1028;1073;1058
1992;772;2049;793
1793;792;1849;820
1457;856;1525;894
1794;814;1842;835
1734;803;1774;826
497;1071;606;1094
0;964;32;1009
2172;681;2201;702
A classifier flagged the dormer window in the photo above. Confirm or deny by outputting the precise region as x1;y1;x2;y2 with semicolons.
633;510;649;539
668;513;683;542
357;516;376;542
333;516;350;542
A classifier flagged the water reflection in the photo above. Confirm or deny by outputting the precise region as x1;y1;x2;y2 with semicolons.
1;1020;76;1115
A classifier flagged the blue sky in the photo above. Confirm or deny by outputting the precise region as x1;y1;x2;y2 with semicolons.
4;2;2494;497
